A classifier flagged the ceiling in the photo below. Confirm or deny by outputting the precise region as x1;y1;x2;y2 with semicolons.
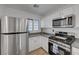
3;4;75;17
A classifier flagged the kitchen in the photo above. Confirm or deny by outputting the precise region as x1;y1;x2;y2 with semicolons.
0;4;79;55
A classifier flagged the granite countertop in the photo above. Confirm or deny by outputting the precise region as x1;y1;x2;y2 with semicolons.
41;33;51;38
29;33;41;37
29;32;52;38
29;32;79;49
72;38;79;49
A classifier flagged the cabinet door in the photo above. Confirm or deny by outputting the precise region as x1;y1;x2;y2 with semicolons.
29;37;36;52
41;36;48;52
72;47;79;55
32;36;41;50
29;36;41;52
44;37;48;52
29;36;48;52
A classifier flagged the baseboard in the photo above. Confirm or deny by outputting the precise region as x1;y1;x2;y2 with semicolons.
40;47;48;53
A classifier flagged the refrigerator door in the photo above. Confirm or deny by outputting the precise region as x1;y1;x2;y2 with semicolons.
16;34;20;55
1;16;28;33
19;18;28;32
1;16;16;33
1;34;16;55
16;17;20;32
15;18;29;55
19;33;29;55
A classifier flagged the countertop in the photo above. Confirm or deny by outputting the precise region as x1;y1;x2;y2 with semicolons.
29;32;52;38
72;38;79;49
29;32;79;49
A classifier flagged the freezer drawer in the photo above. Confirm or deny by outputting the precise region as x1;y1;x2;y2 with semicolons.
1;34;16;55
19;33;29;55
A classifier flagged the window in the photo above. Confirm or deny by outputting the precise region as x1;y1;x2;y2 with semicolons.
28;20;33;31
34;20;39;30
28;19;39;32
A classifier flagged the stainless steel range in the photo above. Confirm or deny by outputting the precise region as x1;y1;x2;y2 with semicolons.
48;32;75;55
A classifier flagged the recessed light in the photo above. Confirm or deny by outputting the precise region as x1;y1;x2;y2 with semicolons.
62;16;65;18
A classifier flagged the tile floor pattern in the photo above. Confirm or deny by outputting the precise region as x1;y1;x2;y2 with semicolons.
30;48;48;55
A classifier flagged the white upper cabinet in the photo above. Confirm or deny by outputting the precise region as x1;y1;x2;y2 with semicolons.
73;5;79;28
41;11;60;28
41;19;45;28
62;7;74;17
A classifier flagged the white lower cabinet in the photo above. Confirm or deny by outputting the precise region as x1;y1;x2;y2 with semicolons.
72;47;79;55
29;36;41;52
41;36;48;52
29;36;48;52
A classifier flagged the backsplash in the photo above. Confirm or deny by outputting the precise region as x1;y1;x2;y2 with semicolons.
41;28;79;38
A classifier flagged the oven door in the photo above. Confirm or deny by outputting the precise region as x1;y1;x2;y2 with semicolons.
48;42;70;55
48;42;59;55
58;47;70;55
48;42;55;55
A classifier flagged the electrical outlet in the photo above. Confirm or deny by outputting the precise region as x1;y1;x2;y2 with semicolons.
52;29;54;32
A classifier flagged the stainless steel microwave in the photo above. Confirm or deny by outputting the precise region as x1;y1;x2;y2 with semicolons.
52;15;75;28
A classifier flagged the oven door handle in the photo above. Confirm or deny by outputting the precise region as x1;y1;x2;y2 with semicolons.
49;41;53;44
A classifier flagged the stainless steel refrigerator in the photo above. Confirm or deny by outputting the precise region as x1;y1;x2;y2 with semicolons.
1;16;29;55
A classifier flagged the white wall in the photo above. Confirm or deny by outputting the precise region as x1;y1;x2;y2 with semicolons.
0;5;41;33
0;5;6;16
4;7;41;18
41;5;79;38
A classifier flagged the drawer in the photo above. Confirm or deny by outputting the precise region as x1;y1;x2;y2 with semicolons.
72;47;79;55
72;51;79;55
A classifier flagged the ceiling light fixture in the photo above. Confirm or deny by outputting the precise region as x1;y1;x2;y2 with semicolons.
33;4;39;8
